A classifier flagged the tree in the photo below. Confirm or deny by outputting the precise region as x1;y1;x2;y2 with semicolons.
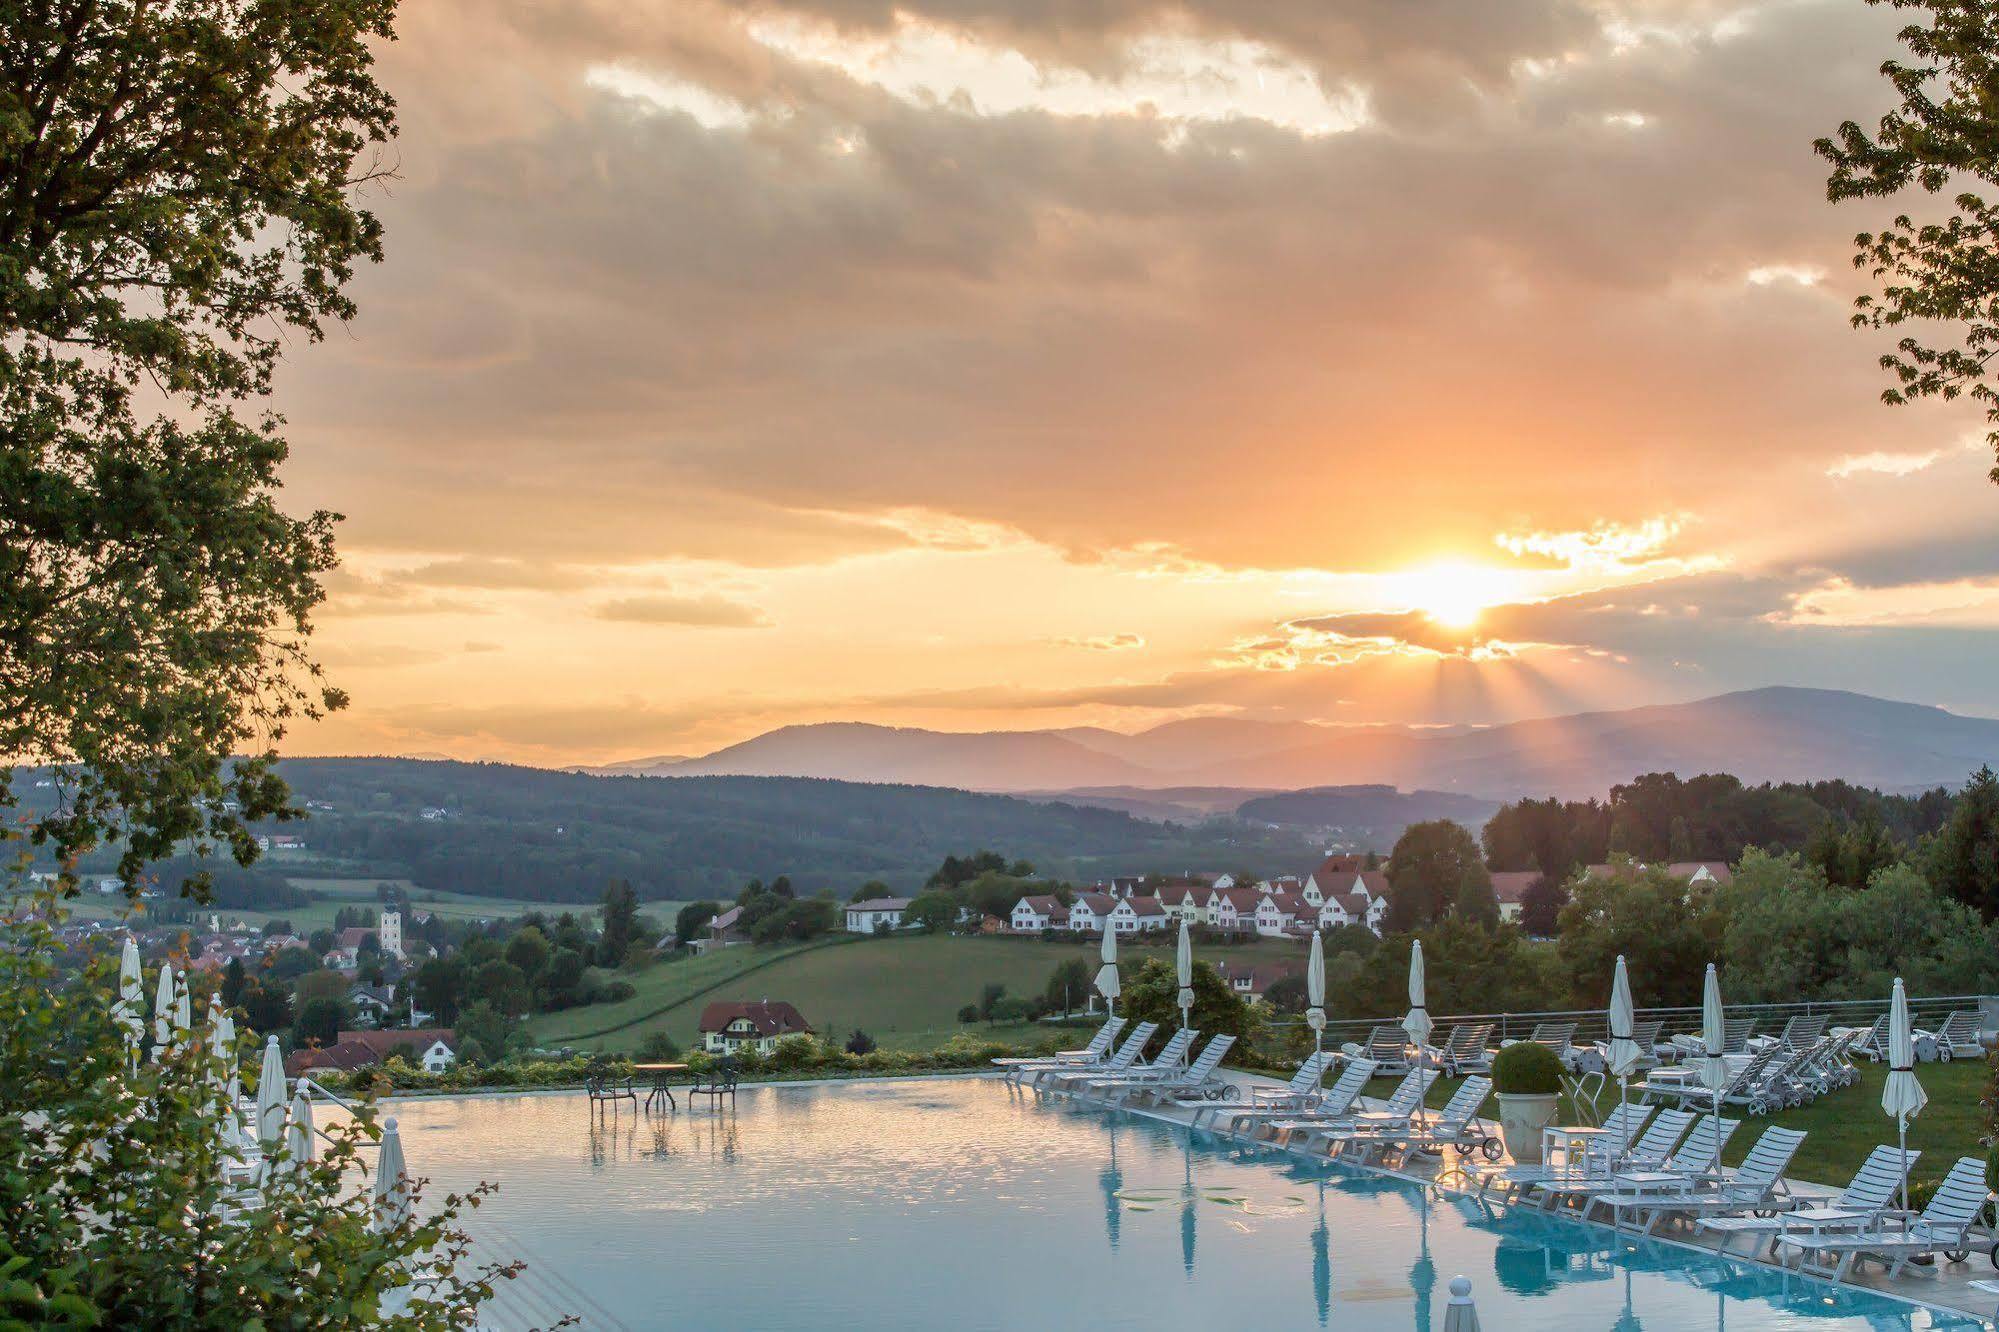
539;947;591;1010
1927;765;1999;916
1042;958;1093;1015
410;955;466;1027
845;1029;877;1055
675;901;719;945
291;996;344;1048
1262;973;1309;1015
850;880;891;903
1556;865;1726;1009
220;957;248;1008
455;1000;516;1062
239;978;293;1036
903;892;960;934
638;1030;682;1062
471;960;532;1020
1118;958;1259;1062
1517;875;1567;938
1384;820;1492;932
293;969;350;1006
746;897;837;944
1819;0;1999;484
504;925;551;980
599;879;640;966
977;982;1007;1024
1;0;398;893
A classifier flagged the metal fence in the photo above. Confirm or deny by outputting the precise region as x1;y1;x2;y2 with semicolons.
1269;993;1999;1050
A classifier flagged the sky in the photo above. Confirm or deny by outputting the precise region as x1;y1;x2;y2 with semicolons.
277;0;1999;766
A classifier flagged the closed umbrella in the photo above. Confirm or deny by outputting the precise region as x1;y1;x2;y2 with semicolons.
1095;922;1120;1013
1696;963;1729;1175
1306;930;1327;1077
287;1088;316;1171
1442;1276;1483;1332
1882;977;1927;1213
1606;955;1641;1155
373;1117;410;1231
1176;916;1194;1034
257;1035;288;1149
211;1010;241;1157
115;937;144;1060
152;965;176;1059
1402;940;1432;1127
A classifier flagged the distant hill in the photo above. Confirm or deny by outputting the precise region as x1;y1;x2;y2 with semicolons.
1234;785;1504;836
216;759;1320;902
618;689;1999;800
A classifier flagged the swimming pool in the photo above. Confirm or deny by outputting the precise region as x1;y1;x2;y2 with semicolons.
388;1078;1981;1330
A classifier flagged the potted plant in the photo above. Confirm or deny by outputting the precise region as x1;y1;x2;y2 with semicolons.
1492;1041;1565;1164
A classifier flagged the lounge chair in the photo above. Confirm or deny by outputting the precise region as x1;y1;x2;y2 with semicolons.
1919;1009;1986;1062
1214;1058;1376;1135
1134;1036;1243;1107
1501;1022;1578;1069
1700;1144;1921;1258
993;1016;1123;1078
1578;1018;1662;1076
1470;1101;1653;1200
1793;1029;1860;1098
1527;1109;1696;1210
1571;1115;1741;1221
1233;1051;1333;1110
1332;1076;1498;1165
1633;1046;1778;1111
1066;1027;1194;1091
1031;1022;1158;1087
1593;1125;1806;1234
1669;1015;1756;1059
1340;1025;1412;1075
1788;1156;1995;1281
1266;1066;1437;1154
1426;1023;1495;1076
1845;1014;1890;1063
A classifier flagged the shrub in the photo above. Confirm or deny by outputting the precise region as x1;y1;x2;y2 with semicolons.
1492;1040;1565;1095
956;1004;979;1023
637;1030;682;1062
764;1035;823;1071
598;980;636;1004
845;1029;877;1055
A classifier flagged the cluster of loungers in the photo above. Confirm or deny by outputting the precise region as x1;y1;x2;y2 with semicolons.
995;1014;1999;1292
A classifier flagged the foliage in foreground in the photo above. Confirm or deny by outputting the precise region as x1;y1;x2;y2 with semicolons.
0;891;519;1328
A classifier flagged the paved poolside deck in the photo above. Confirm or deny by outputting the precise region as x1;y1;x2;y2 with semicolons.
1037;1065;1999;1326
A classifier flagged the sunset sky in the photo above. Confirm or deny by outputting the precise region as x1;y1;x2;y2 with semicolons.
278;0;1999;765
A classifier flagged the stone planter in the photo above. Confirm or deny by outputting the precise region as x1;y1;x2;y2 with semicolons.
1496;1092;1560;1164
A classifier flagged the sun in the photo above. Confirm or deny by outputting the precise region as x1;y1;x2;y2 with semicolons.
1394;561;1519;629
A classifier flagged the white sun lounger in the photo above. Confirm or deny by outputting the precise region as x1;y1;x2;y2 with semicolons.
1267;1066;1437;1155
993;1016;1123;1078
1572;1115;1742;1222
1031;1022;1157;1087
1331;1076;1497;1165
1701;1144;1921;1259
1594;1125;1805;1234
1132;1036;1241;1107
1212;1058;1376;1135
1069;1028;1197;1093
1788;1156;1994;1282
1471;1101;1654;1199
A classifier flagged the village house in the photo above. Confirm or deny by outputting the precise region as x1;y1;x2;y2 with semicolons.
1303;853;1368;906
285;1028;459;1079
1252;890;1310;938
698;1000;812;1055
1156;883;1208;924
1487;871;1540;926
688;905;748;954
1314;870;1390;937
844;897;913;934
1207;886;1265;934
1580;861;1734;887
1009;894;1068;932
1095;876;1144;900
1065;892;1117;934
1216;961;1300;1003
348;983;397;1026
1103;895;1169;934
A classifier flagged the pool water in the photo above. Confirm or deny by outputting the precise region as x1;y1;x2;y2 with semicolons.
386;1078;1983;1331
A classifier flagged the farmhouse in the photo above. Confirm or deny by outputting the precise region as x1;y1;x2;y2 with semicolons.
699;1000;813;1055
845;897;913;934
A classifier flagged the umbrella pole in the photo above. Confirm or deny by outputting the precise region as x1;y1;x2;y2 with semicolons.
1898;1117;1909;1214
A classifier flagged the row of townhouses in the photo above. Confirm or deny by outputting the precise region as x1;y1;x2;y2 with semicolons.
1007;854;1395;939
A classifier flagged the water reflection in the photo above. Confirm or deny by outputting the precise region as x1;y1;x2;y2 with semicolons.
1312;1177;1331;1327
1101;1121;1121;1253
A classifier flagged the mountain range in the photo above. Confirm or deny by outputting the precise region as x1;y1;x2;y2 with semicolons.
594;688;1999;802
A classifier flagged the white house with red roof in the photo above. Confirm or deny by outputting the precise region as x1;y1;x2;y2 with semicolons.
1252;890;1311;938
1487;871;1541;925
1207;886;1264;933
1107;895;1170;934
1009;894;1069;932
1314;870;1390;936
1065;892;1117;934
1156;883;1208;924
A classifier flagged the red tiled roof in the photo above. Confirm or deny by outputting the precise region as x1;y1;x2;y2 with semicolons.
1073;892;1116;915
1357;871;1391;898
1016;895;1063;914
1312;853;1367;882
335;926;374;948
1125;896;1167;917
1212;887;1263;912
335;1028;456;1058
1488;871;1541;904
698;1000;811;1037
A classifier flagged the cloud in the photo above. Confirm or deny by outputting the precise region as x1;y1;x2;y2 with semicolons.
1827;450;1943;479
1047;632;1146;651
395;557;594;590
592;593;774;628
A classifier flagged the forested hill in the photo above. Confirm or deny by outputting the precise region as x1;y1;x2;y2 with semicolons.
260;759;1320;902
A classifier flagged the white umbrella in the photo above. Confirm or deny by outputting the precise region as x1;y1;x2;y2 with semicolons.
1442;1276;1482;1332
1094;922;1120;1012
257;1036;289;1148
286;1087;316;1170
152;966;177;1059
1882;977;1927;1213
1402;940;1432;1127
1175;917;1195;1033
1606;955;1641;1155
373;1117;410;1230
1696;963;1729;1175
1306;929;1327;1076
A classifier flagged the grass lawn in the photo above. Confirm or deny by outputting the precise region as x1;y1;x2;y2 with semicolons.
1408;1056;1991;1190
531;933;1313;1055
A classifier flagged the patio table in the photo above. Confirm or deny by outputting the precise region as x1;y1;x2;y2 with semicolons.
1542;1126;1611;1184
634;1063;688;1113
